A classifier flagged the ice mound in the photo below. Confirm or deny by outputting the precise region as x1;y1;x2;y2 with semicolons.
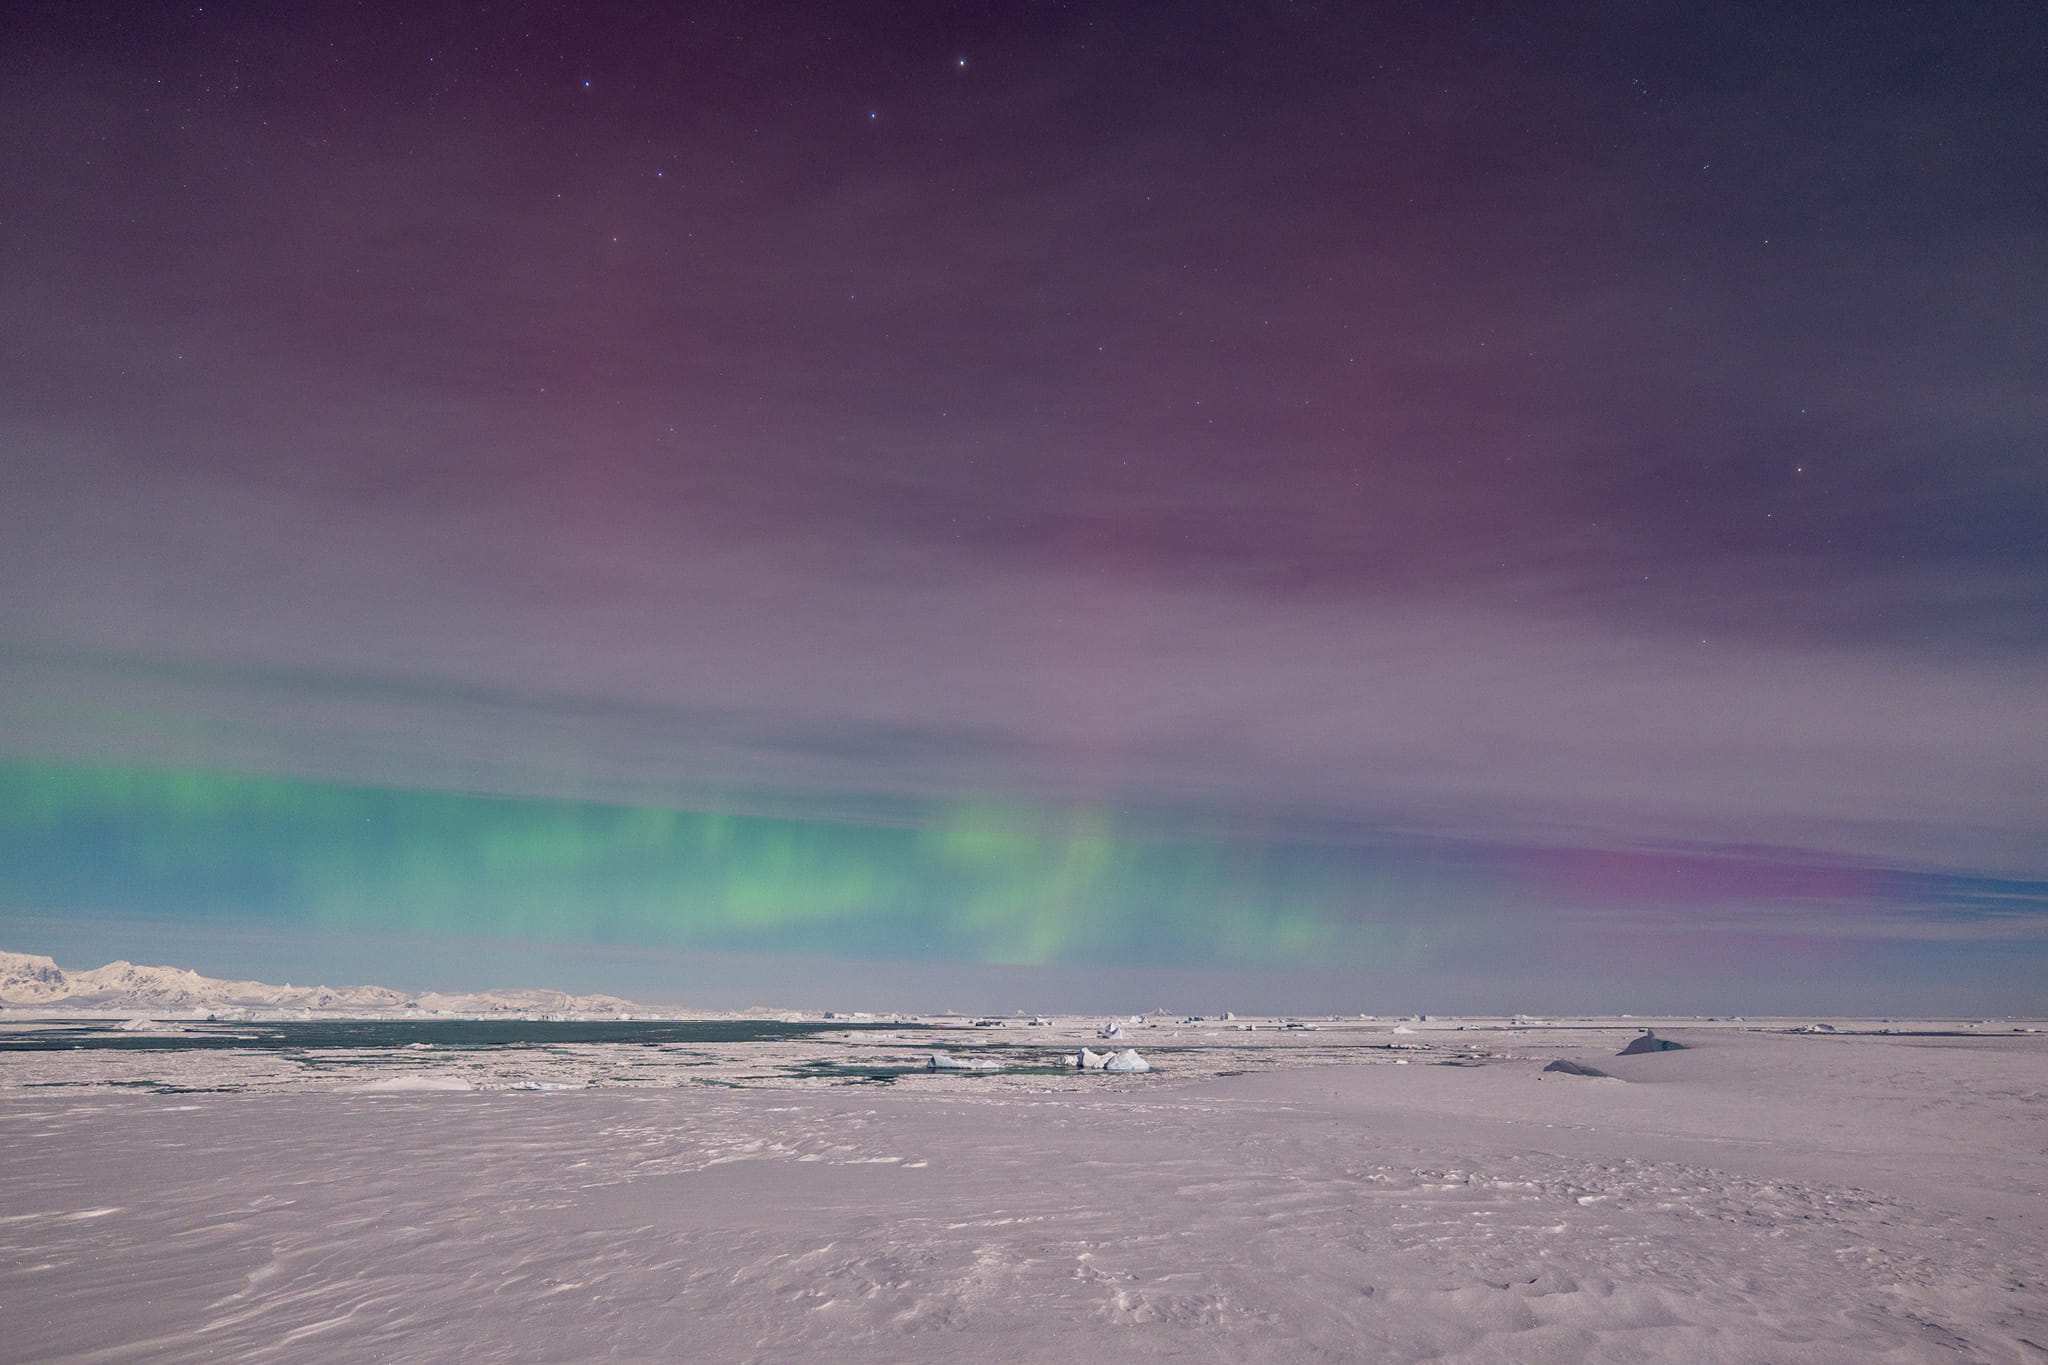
348;1075;476;1092
1102;1049;1151;1072
117;1017;184;1032
1617;1030;1687;1056
1099;1021;1126;1040
927;1052;999;1071
1068;1047;1110;1069
1542;1059;1609;1077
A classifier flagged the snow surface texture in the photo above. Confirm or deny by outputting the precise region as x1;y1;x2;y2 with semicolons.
4;1020;2045;1362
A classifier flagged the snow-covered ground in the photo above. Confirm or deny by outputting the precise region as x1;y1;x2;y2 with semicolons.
3;1019;2044;1361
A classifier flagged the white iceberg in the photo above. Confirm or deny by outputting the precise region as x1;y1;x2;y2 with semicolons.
1099;1021;1126;1040
927;1052;999;1071
1068;1048;1111;1070
1103;1049;1151;1073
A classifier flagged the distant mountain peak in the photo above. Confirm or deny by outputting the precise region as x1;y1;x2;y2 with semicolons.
0;949;648;1017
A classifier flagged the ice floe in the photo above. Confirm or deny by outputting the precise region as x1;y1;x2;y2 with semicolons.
348;1074;476;1092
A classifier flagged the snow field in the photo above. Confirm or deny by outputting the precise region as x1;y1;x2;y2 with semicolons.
2;1027;2044;1361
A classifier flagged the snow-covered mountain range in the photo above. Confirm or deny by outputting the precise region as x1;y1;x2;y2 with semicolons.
0;949;648;1018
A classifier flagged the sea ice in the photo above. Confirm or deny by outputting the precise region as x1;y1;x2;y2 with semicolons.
7;1014;2048;1362
1541;1059;1609;1077
486;1080;584;1091
348;1074;476;1092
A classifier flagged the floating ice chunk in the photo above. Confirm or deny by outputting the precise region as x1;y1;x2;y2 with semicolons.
1102;1049;1150;1072
927;1052;998;1071
487;1080;585;1090
117;1017;182;1032
1099;1021;1126;1040
1069;1047;1111;1069
349;1074;475;1092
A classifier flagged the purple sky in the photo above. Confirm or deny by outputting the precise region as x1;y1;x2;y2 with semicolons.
2;2;2044;1010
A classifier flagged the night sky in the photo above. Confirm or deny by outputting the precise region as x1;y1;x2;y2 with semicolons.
3;2;2044;1013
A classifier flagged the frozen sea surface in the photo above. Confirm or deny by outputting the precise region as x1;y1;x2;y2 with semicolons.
3;1021;2044;1362
0;1016;905;1054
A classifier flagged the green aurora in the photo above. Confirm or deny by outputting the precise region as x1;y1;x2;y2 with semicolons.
0;761;1435;973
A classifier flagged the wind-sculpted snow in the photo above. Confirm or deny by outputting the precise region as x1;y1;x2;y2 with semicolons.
2;1021;2044;1361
